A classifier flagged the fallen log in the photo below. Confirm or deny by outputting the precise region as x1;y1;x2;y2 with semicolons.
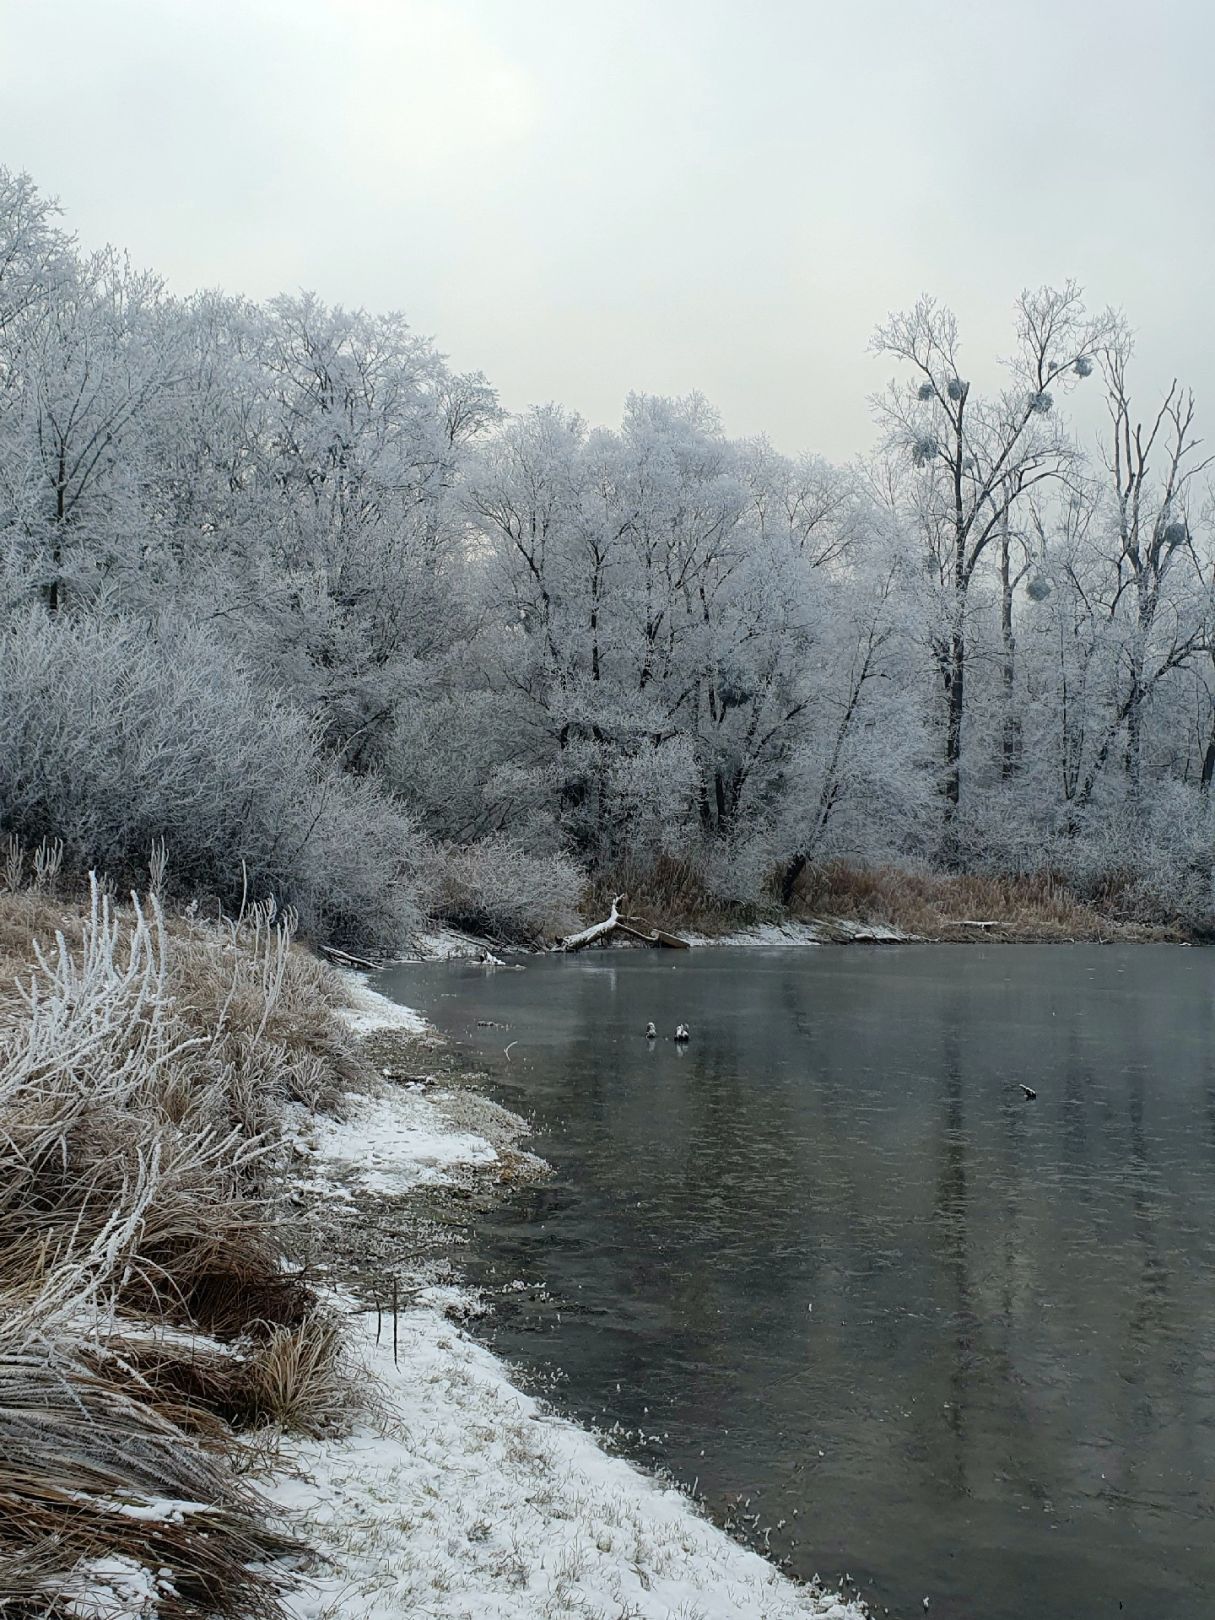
617;917;691;949
559;896;625;951
320;942;383;970
559;898;691;951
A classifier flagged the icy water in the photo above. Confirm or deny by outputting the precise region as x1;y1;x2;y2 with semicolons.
376;945;1215;1620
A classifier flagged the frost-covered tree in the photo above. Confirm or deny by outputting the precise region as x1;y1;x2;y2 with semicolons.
3;161;1215;935
1073;342;1213;806
872;286;1119;846
1;250;175;611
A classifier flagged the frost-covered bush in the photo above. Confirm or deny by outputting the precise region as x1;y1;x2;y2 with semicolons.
0;610;425;951
432;837;585;944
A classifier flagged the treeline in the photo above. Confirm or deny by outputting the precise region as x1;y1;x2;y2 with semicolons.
0;170;1212;946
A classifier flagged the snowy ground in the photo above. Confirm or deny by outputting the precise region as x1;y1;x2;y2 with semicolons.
269;1301;865;1620
274;976;869;1620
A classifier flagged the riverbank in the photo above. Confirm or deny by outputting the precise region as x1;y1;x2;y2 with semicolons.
0;883;867;1619
586;861;1189;947
274;980;869;1620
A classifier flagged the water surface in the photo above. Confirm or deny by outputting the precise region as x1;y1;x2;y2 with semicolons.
376;944;1215;1620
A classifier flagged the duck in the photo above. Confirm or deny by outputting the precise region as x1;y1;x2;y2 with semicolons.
645;1021;657;1040
674;1023;690;1043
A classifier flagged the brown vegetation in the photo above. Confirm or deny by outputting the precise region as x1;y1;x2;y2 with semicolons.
786;861;1183;942
587;853;1186;942
587;855;765;938
0;856;372;1617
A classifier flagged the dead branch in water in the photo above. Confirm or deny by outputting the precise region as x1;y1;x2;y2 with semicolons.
559;896;690;951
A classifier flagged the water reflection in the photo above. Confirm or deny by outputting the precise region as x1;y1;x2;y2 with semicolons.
381;945;1215;1620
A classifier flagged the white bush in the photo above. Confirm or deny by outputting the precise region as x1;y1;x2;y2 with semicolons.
0;609;425;951
433;837;585;944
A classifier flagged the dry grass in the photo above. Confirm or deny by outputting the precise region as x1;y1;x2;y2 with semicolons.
587;855;767;938
241;1311;354;1437
0;1347;295;1619
91;1310;354;1440
787;860;1180;942
586;850;1183;942
0;860;372;1616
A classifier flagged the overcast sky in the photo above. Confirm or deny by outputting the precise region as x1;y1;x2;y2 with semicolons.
1;0;1211;459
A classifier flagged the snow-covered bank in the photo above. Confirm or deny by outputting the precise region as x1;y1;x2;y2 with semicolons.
279;974;869;1620
398;926;507;963
684;919;911;948
336;969;432;1034
270;1304;864;1620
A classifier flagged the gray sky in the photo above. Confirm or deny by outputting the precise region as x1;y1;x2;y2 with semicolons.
1;0;1211;460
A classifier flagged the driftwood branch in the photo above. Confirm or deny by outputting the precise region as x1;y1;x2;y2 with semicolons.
559;897;690;951
319;943;383;970
560;895;625;951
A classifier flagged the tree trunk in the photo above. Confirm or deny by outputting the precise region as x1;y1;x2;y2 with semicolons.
1126;646;1143;795
999;518;1020;779
943;629;964;814
781;852;807;907
47;448;66;615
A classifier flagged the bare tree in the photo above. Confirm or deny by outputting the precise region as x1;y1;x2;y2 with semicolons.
1074;343;1214;803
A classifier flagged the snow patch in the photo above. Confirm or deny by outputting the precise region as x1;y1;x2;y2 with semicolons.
54;1555;166;1618
335;972;429;1036
296;1088;497;1193
399;927;509;962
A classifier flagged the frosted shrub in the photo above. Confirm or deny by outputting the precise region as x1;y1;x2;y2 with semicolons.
434;837;585;945
0;610;423;952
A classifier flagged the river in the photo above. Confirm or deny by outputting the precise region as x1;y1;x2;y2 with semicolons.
374;943;1215;1620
